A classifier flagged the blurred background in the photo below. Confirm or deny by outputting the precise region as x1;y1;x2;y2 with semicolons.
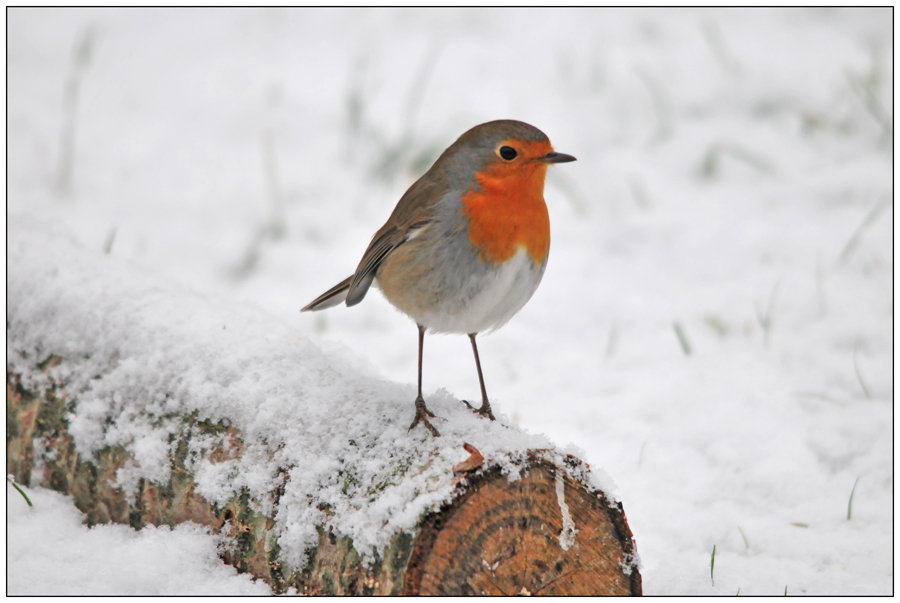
7;8;893;594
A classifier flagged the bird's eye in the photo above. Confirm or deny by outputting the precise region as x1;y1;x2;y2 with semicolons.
498;146;517;161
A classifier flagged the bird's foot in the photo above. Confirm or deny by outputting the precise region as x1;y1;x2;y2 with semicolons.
408;396;440;437
462;399;496;421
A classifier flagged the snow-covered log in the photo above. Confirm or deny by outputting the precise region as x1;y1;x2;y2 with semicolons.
7;219;641;595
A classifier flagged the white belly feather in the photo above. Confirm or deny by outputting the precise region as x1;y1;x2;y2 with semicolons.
417;247;544;335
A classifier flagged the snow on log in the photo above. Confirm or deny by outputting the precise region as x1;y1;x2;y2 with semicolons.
6;218;641;595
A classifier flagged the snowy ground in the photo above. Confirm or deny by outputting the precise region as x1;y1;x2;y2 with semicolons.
6;8;893;595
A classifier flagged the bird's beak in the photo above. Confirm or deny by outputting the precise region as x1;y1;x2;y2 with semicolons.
537;151;576;163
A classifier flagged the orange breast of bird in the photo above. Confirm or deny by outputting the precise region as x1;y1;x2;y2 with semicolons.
461;140;553;265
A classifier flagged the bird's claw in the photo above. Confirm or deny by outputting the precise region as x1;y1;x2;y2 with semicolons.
461;399;495;421
409;396;440;437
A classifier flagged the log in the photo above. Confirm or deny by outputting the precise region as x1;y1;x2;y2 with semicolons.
7;220;641;595
7;371;640;595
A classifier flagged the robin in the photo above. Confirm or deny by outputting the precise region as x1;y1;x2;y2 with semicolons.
302;120;575;436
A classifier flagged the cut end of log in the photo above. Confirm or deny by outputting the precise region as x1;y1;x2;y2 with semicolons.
403;460;641;596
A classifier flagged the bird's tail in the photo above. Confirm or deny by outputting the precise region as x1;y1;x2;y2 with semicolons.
301;276;353;312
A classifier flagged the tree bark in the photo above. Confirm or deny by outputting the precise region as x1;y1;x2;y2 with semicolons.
7;367;641;595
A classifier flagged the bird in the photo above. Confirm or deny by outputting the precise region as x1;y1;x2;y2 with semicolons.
302;120;575;436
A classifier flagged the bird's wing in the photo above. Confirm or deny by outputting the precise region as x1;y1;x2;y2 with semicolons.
345;173;447;307
345;218;430;307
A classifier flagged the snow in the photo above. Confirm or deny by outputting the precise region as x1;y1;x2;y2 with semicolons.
7;483;272;595
6;7;893;596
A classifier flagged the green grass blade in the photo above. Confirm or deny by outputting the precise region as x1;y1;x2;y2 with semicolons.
674;322;692;356
737;526;749;549
853;345;872;400
10;480;33;507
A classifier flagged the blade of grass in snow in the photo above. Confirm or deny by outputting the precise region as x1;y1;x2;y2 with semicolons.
605;323;619;359
231;88;290;280
724;142;774;173
673;322;691;356
371;44;442;185
737;526;749;550
710;544;716;586
8;476;33;507
635;67;674;143
847;476;860;520
637;440;647;468
753;281;780;348
102;226;116;254
701;19;742;76
700;19;741;75
56;24;99;195
853;344;872;399
791;522;809;528
792;391;847;405
844;44;893;145
702;315;729;338
231;229;265;279
838;196;890;264
343;54;367;144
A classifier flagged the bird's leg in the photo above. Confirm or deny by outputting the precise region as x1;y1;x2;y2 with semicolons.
464;333;495;421
408;324;440;436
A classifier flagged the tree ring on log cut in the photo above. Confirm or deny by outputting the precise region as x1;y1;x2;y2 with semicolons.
403;460;642;595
